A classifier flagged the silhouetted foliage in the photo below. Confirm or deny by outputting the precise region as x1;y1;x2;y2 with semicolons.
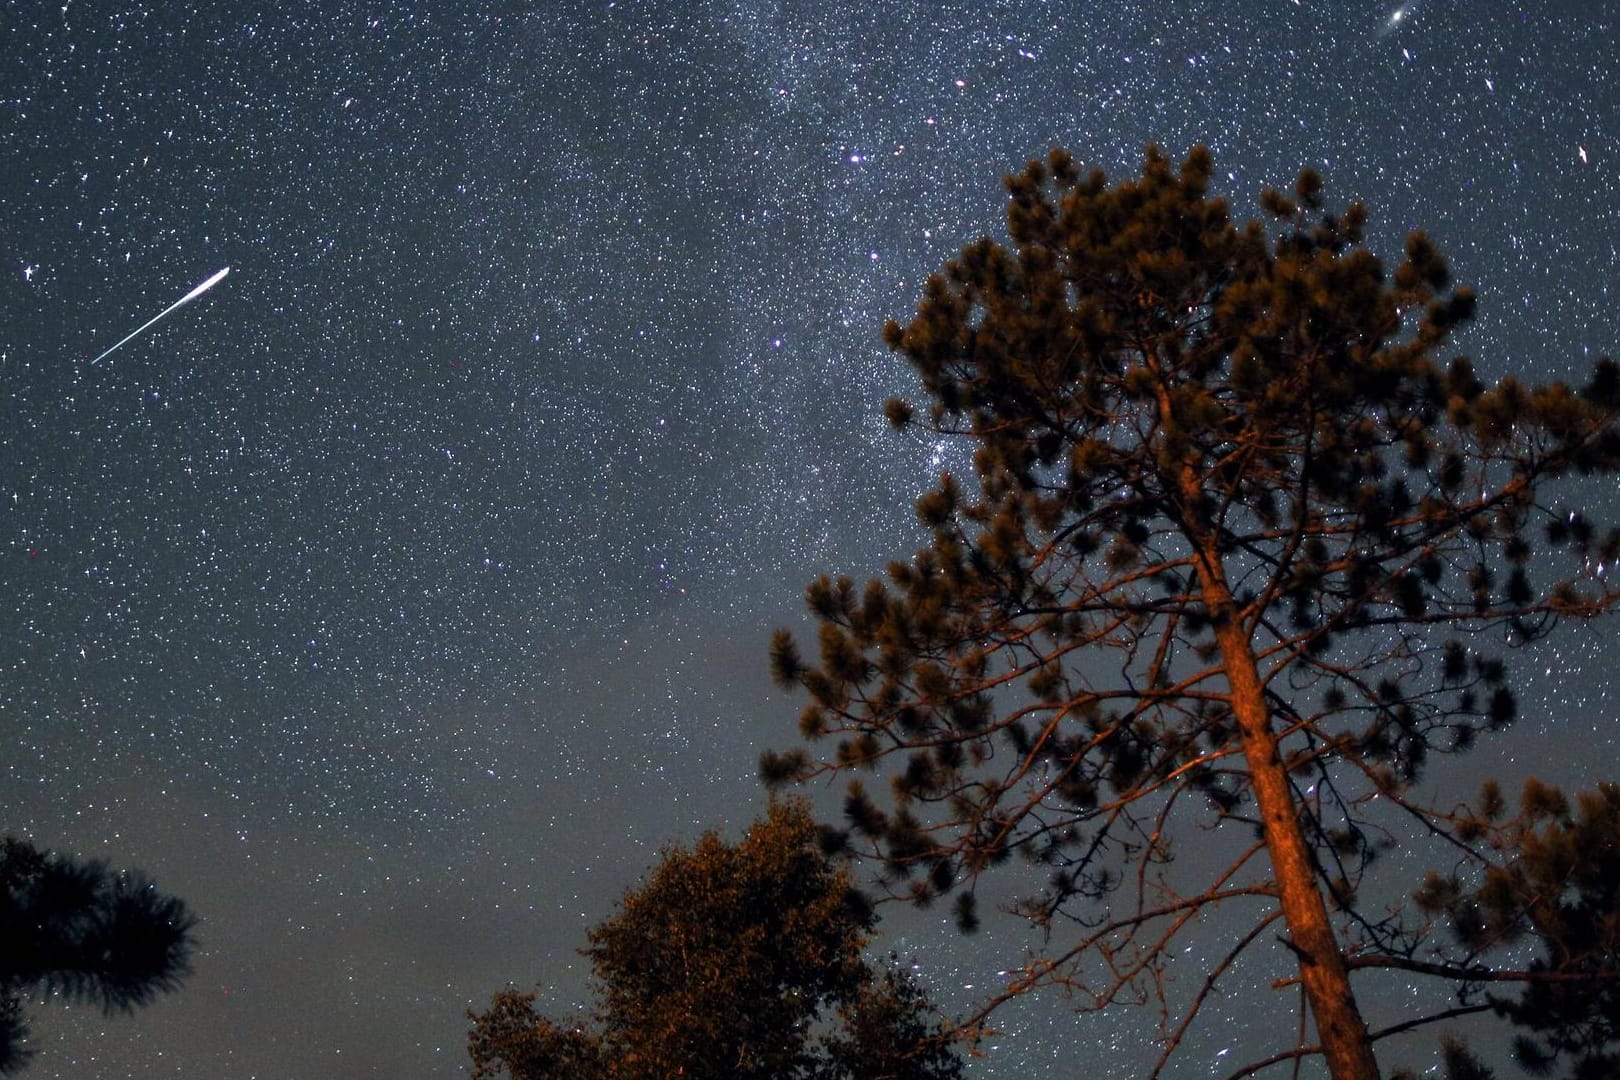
763;145;1620;1079
1408;781;1620;1080
467;801;962;1080
1392;1037;1498;1080
817;956;969;1080
0;837;194;1074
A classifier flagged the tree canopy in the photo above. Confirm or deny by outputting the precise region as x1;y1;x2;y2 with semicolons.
763;145;1620;1079
467;800;963;1080
0;837;195;1074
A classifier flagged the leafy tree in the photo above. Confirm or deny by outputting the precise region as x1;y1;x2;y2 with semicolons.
467;800;962;1080
467;987;604;1080
762;145;1620;1079
0;837;195;1074
818;957;970;1080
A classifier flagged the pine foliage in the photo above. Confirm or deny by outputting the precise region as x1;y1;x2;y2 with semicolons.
0;837;195;1074
1417;781;1620;1079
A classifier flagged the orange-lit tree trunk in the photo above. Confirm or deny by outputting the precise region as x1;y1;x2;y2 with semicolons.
1156;316;1383;1079
1196;541;1382;1080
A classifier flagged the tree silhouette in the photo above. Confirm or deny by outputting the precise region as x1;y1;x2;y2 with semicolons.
1402;780;1620;1080
762;145;1620;1079
467;800;962;1080
0;837;195;1074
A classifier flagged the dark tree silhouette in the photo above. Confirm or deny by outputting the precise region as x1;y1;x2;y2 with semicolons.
762;145;1620;1079
1392;1036;1499;1080
818;957;969;1080
0;837;195;1074
1402;780;1620;1080
467;800;962;1080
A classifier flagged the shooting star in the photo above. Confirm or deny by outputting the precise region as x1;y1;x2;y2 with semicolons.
90;265;231;365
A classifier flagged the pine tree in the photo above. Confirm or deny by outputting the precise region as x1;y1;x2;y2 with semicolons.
763;145;1620;1079
1410;781;1620;1079
0;837;195;1074
467;800;963;1080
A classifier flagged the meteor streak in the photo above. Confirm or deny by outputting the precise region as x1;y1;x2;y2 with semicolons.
90;266;231;365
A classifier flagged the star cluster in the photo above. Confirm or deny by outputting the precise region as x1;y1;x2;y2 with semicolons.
2;2;1617;1076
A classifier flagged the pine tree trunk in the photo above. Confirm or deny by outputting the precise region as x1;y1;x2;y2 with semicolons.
1161;364;1383;1080
1207;585;1383;1080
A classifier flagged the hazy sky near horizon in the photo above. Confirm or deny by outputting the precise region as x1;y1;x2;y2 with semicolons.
3;2;1618;1076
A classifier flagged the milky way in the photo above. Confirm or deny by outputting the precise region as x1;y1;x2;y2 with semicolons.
2;3;1617;1077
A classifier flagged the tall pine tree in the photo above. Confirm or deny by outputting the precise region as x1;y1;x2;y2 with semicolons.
764;145;1620;1079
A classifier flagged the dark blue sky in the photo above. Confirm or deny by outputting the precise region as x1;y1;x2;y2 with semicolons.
3;2;1617;1076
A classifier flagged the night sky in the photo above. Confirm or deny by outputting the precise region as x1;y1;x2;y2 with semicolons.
3;2;1618;1077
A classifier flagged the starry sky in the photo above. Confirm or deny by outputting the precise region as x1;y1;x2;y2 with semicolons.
2;2;1617;1077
